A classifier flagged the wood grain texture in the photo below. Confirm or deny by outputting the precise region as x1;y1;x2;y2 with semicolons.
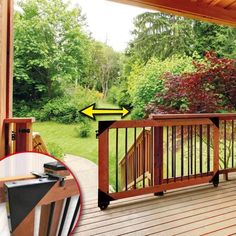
0;175;35;203
75;178;236;236
13;209;35;236
39;204;51;236
0;176;78;204
110;0;236;27
38;177;79;205
4;118;35;124
33;133;49;154
98;129;109;194
48;200;64;236
109;176;213;200
0;0;8;158
4;119;34;153
150;113;236;120
109;118;213;129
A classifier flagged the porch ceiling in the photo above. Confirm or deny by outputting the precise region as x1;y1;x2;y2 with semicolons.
110;0;236;27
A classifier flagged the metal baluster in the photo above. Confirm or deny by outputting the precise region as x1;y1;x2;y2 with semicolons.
167;127;169;183
68;197;81;235
194;125;197;177
142;128;145;188
181;126;184;180
200;125;203;176
125;128;128;191
115;129;119;192
46;202;55;236
134;128;137;189
172;126;176;181
190;126;193;175
188;126;190;178
57;198;71;236
232;120;234;168
150;127;154;186
224;120;227;169
207;125;210;174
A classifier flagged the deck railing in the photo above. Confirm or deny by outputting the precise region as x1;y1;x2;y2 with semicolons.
4;118;35;155
98;113;236;209
32;132;49;154
119;128;151;190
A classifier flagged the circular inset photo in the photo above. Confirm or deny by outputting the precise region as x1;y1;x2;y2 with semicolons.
0;152;81;236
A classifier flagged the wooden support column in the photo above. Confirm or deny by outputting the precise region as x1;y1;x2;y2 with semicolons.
0;0;13;158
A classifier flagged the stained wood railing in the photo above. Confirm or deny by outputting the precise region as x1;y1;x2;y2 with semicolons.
119;128;151;190
4;118;35;155
33;132;49;154
4;118;51;156
98;113;236;210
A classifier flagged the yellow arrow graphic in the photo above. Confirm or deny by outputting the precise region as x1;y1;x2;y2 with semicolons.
80;103;130;120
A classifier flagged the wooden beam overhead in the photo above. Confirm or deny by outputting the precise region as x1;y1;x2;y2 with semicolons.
109;0;236;27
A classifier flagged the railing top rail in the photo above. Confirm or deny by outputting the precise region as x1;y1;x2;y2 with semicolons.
149;113;236;120
0;175;77;204
100;118;213;129
4;117;35;123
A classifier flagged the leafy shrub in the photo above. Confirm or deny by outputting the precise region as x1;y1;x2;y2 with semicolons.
13;100;43;120
74;121;92;138
47;142;64;160
107;84;132;108
39;86;97;124
128;55;195;119
107;86;119;104
39;97;80;123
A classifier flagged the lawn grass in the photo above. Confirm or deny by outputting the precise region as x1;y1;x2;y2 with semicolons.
33;100;132;164
33;121;99;162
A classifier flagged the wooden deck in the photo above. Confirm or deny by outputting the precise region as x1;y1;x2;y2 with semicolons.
75;177;236;236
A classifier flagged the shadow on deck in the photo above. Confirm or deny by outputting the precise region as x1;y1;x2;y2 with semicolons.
76;177;236;236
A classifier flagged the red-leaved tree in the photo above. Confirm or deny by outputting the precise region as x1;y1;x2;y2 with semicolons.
146;52;236;115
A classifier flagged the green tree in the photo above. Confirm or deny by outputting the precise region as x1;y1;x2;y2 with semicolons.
88;41;121;96
128;12;194;63
127;12;236;64
14;0;90;110
193;21;236;58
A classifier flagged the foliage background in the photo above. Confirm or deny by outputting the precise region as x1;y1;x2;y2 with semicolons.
14;0;236;161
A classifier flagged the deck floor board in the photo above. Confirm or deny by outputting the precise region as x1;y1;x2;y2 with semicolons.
80;184;235;225
76;179;236;236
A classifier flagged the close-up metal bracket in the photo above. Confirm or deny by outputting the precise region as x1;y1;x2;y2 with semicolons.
0;161;80;236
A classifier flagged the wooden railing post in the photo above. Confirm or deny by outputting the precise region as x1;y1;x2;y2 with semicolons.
4;118;34;155
98;121;114;210
154;126;164;196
